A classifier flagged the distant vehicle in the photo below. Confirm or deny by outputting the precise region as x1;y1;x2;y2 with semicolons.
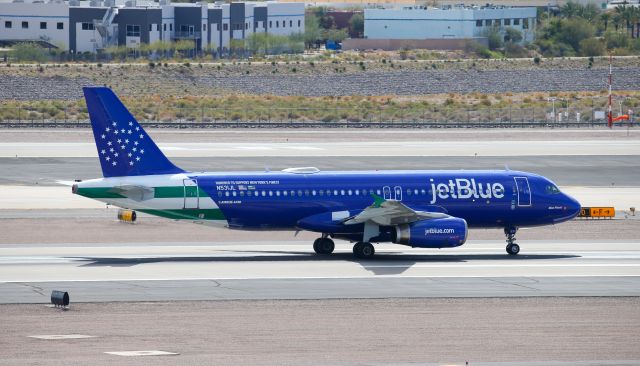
73;87;581;258
326;40;342;50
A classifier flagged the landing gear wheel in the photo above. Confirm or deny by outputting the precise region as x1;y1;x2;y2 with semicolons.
313;238;335;255
353;242;375;259
506;243;520;255
504;227;520;256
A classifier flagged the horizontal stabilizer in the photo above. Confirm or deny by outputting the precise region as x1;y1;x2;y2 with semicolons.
109;185;155;201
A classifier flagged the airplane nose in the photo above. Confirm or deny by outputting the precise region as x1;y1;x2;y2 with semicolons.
565;194;581;218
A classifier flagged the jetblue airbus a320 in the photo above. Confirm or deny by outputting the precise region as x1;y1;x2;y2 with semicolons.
73;87;582;258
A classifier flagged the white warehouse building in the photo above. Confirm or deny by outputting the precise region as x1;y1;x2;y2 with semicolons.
0;0;304;54
364;5;537;44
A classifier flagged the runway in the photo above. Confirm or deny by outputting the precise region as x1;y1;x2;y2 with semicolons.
1;241;639;303
0;128;638;364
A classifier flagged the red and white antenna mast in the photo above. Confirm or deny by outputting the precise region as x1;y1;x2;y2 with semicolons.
607;53;613;128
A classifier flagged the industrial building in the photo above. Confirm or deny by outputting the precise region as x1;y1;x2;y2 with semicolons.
0;0;304;54
350;5;536;50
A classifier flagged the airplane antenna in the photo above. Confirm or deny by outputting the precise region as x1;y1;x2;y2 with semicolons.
264;166;271;172
504;164;510;171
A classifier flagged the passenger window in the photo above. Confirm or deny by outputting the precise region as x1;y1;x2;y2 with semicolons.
232;191;237;197
406;189;412;196
276;191;280;196
334;190;338;196
312;190;316;196
268;191;273;196
217;191;223;197
327;190;332;196
319;190;324;196
240;191;245;197
298;190;303;197
340;190;345;195
283;190;288;196
348;190;352;196
304;190;309;196
291;190;296;197
355;190;359;195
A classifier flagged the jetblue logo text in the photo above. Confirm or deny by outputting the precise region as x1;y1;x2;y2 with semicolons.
430;178;505;204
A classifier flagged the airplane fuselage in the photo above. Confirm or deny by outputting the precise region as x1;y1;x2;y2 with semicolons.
75;169;580;232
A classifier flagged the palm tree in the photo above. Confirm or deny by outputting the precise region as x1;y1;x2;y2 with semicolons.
612;12;623;31
615;5;633;37
561;1;581;18
631;7;640;38
600;12;611;31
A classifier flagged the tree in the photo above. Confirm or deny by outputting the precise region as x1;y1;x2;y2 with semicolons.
309;6;335;29
605;29;631;49
323;28;348;43
600;12;611;31
561;1;582;18
579;3;600;22
348;13;364;38
484;26;503;50
11;42;47;62
504;27;523;43
557;18;595;52
304;13;323;48
579;37;605;56
615;5;633;37
229;39;245;57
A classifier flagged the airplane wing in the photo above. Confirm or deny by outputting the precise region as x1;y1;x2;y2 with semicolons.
343;196;448;226
108;185;155;201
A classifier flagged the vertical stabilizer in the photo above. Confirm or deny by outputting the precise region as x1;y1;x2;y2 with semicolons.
83;87;184;177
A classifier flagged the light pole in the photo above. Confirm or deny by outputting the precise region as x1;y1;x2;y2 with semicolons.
548;97;557;123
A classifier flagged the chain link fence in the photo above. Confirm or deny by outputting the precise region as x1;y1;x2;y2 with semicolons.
0;98;637;128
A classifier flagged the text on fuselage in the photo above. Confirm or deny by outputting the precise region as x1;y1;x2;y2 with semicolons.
430;178;505;204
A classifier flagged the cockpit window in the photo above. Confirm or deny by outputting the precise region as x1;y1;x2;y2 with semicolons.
545;184;561;194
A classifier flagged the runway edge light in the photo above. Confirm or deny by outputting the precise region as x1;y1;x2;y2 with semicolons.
51;291;70;309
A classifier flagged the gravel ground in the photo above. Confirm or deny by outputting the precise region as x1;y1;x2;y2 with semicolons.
1;60;639;100
194;68;640;97
0;213;637;244
1;297;638;365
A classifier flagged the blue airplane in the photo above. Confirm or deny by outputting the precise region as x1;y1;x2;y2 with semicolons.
73;87;582;258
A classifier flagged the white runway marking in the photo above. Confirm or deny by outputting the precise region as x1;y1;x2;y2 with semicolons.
29;334;95;340
104;351;178;357
1;140;638;157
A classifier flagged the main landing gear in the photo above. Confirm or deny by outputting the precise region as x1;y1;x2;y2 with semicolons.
313;236;335;255
504;227;520;255
353;242;375;259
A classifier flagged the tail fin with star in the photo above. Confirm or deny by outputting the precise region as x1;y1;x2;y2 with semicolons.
83;87;184;178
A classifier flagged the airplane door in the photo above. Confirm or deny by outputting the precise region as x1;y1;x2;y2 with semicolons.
383;186;392;200
394;186;402;201
514;177;531;207
183;179;199;209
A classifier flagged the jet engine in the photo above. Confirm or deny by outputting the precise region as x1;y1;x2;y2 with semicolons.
392;217;467;248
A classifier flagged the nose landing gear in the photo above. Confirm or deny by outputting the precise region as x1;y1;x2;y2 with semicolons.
504;227;520;255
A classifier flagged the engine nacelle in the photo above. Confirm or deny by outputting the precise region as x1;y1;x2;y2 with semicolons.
117;209;137;223
393;217;467;248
